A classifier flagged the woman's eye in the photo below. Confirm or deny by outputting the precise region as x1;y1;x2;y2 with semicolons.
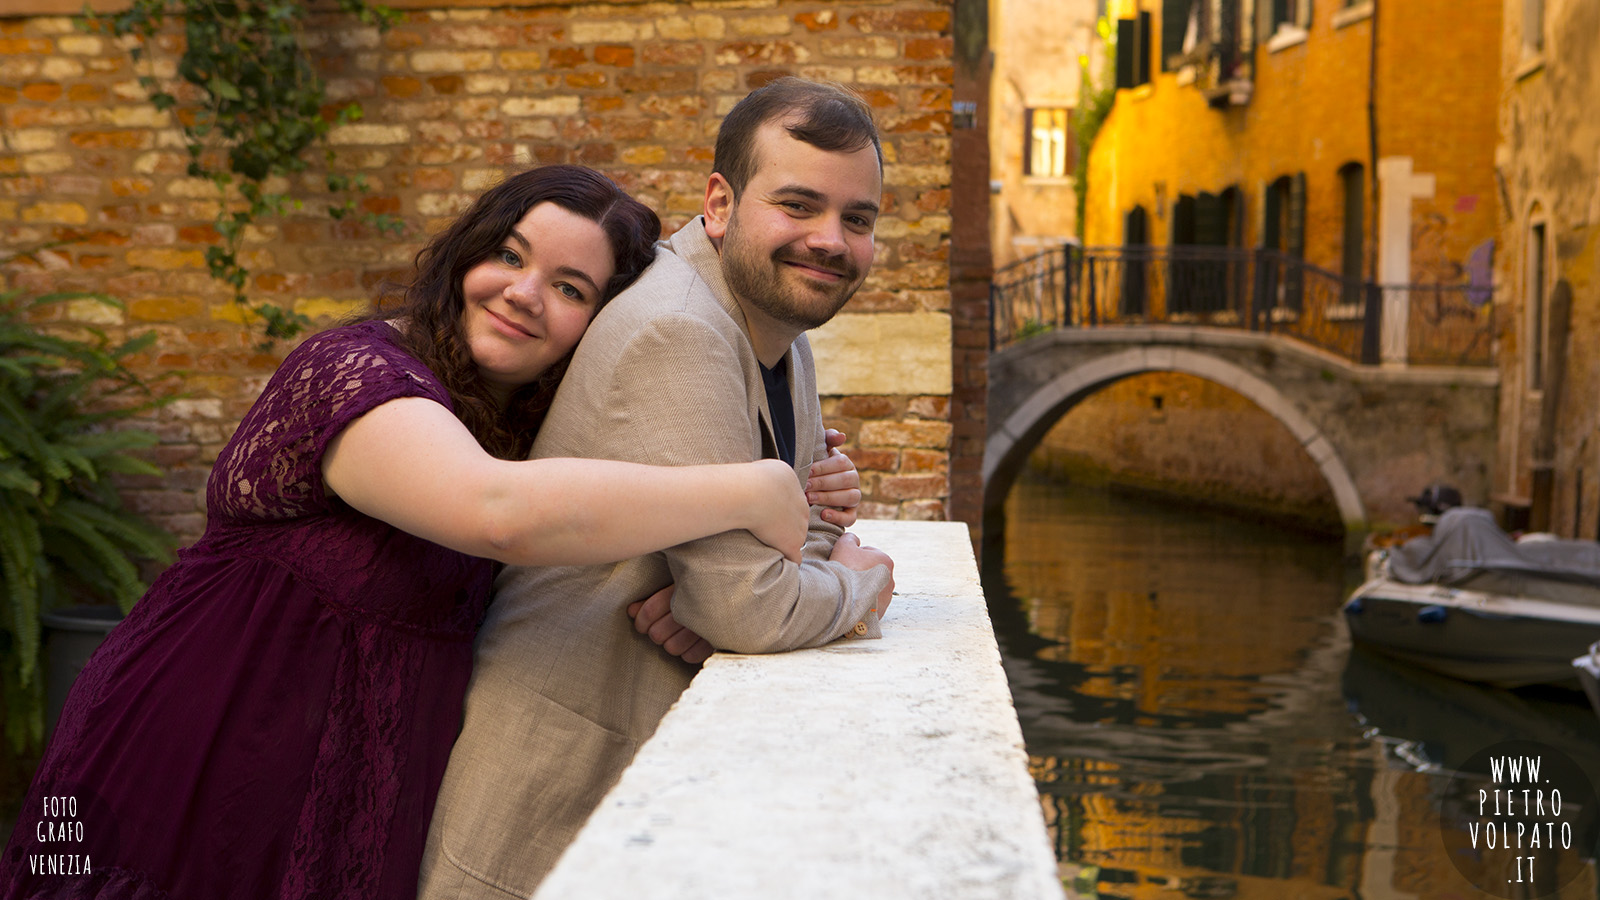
498;248;521;266
556;283;583;300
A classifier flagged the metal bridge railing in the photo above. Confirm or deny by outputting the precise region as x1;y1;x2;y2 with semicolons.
989;244;1496;368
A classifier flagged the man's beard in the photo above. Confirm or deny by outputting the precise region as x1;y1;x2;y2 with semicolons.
721;215;864;331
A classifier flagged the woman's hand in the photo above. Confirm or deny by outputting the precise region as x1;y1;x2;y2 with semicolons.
807;429;862;528
627;585;714;665
744;458;809;562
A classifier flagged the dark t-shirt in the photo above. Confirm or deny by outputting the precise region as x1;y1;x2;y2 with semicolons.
761;357;796;467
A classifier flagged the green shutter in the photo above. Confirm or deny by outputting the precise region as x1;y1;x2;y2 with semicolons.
1288;172;1307;259
1137;11;1153;85
1161;0;1191;70
1195;191;1226;245
1116;18;1136;88
1262;181;1282;250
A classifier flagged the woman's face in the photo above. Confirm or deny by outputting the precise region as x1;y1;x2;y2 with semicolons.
460;202;615;404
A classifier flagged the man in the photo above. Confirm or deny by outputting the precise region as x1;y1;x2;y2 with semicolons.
419;78;897;899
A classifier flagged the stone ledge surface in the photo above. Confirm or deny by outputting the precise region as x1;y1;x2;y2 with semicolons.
533;519;1063;900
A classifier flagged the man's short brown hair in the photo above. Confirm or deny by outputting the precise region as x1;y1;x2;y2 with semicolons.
712;77;883;198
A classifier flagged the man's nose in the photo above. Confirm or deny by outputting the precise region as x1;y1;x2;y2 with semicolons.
804;217;848;257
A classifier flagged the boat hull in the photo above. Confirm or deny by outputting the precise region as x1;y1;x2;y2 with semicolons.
1343;583;1600;689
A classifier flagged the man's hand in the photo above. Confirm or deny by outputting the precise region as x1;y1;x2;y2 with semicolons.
807;428;862;527
828;532;895;618
627;585;715;664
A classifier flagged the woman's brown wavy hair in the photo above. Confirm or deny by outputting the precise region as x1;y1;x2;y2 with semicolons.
372;165;660;459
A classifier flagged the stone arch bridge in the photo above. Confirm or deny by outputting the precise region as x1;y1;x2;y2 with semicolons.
984;326;1499;534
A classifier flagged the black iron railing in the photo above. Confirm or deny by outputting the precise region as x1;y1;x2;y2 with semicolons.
990;244;1496;368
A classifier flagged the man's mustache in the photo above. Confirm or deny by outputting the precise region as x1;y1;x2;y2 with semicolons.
774;250;857;280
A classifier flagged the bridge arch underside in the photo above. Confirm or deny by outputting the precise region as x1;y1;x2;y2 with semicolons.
984;348;1368;534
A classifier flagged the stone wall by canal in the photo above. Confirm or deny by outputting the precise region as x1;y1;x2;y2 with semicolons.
1026;371;1344;533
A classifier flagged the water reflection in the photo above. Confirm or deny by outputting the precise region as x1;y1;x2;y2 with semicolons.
986;470;1600;899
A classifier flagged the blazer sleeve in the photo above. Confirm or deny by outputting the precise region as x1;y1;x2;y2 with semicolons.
602;311;890;654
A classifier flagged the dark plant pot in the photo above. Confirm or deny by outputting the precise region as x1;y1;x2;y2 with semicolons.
40;606;123;741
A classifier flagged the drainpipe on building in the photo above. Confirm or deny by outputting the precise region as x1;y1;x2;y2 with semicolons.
1530;279;1573;532
1366;0;1379;283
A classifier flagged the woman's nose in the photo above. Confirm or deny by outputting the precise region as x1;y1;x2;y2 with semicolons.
505;271;544;314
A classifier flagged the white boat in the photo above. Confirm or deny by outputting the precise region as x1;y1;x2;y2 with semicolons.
1576;641;1600;720
1342;507;1600;689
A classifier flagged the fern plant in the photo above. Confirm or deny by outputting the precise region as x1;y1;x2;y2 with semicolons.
0;284;175;752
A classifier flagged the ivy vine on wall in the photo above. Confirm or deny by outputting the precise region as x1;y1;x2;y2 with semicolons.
93;0;404;343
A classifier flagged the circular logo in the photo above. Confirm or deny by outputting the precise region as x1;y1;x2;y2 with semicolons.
1438;740;1600;897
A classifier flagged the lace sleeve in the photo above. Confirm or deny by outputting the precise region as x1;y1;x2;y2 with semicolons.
208;321;454;522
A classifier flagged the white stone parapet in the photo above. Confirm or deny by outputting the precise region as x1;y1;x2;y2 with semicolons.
533;519;1065;900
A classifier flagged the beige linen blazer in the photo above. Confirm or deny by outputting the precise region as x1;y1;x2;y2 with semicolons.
417;218;891;900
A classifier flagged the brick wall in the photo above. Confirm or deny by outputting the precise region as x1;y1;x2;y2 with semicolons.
0;0;957;545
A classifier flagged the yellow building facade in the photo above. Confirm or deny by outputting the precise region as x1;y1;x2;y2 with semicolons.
1084;0;1499;298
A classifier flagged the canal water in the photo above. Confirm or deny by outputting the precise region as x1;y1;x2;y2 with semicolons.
984;469;1600;900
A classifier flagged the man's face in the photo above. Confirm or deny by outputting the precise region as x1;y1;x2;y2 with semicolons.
706;119;882;332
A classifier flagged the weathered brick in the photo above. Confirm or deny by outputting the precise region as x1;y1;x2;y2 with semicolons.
796;10;841;31
853;448;900;471
328;124;410;145
499;50;544;70
656;14;725;40
900;449;949;473
907;395;951;419
848;10;952;33
9;129;59;152
21;202;88;224
22;154;73;174
503;95;581;117
877;474;946;500
593;45;635;67
838;395;898;418
821;37;901;60
714;42;810;66
20;82;60;101
410;50;493;73
731;14;793;36
130;296;204;320
898;499;947;521
126;248;204;269
858;501;900;520
860;420;953;449
69;130;153;150
904;38;952;61
569;20;654;43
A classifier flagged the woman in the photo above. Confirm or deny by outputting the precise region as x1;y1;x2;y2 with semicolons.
2;166;859;899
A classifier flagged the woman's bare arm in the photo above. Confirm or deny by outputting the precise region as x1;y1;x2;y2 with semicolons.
323;396;808;565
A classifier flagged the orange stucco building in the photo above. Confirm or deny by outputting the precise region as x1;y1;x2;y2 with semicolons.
1084;0;1499;300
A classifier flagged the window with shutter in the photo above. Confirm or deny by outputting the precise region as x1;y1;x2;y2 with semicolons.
1123;206;1149;317
1339;163;1365;305
1116;18;1137;88
1161;0;1192;69
1024;108;1075;179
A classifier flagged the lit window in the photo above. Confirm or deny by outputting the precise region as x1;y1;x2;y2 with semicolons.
1025;108;1074;179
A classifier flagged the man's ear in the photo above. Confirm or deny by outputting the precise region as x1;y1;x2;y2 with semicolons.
703;173;734;241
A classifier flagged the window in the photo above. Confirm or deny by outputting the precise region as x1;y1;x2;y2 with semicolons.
1115;11;1154;89
1263;173;1306;310
1271;0;1313;32
1024;108;1075;179
1122;205;1149;317
1339;162;1365;303
1528;218;1548;391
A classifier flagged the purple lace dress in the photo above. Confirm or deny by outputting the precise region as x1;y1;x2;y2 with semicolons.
2;321;493;899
